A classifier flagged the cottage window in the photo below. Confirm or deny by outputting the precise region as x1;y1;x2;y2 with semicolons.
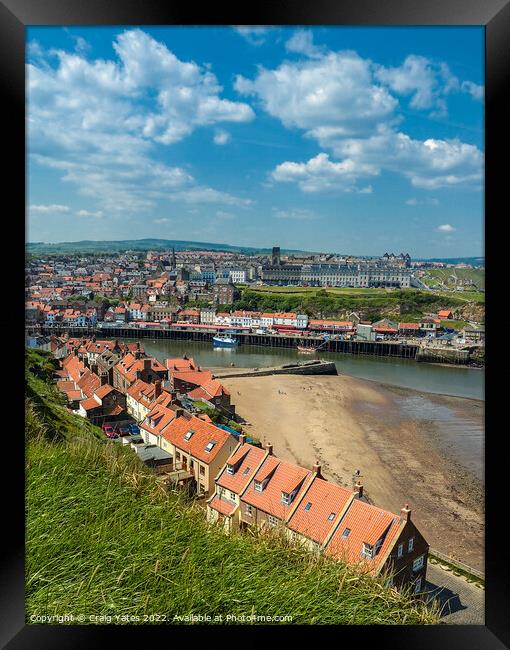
328;512;336;522
361;543;374;559
281;492;291;506
414;577;422;594
184;429;194;441
397;543;403;558
412;555;424;572
408;537;414;552
229;491;236;502
304;502;312;512
245;504;253;516
205;441;216;453
242;466;250;475
268;515;278;527
226;464;234;475
341;527;351;539
199;465;205;476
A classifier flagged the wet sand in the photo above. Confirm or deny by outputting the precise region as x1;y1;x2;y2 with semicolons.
219;372;484;572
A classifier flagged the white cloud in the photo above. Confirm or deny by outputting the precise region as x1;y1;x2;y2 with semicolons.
76;209;103;218
375;55;483;116
461;80;484;101
233;26;272;46
273;208;320;220
272;152;379;193
238;46;484;193
235;51;398;140
215;210;236;220
165;187;253;206
213;129;231;145
406;197;439;206
28;29;255;214
153;217;170;224
285;30;323;58
437;224;456;232
29;203;70;214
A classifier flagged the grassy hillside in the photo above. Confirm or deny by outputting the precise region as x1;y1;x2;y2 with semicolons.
419;268;485;291
26;350;437;625
233;286;483;322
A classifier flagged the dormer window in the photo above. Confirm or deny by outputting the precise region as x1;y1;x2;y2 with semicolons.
226;464;234;475
361;543;374;559
281;489;297;506
184;429;194;441
205;441;216;453
254;478;268;492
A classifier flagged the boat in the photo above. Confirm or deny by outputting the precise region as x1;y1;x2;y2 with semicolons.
213;334;238;347
297;345;317;353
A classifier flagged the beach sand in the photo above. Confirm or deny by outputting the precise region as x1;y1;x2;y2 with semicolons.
218;372;484;572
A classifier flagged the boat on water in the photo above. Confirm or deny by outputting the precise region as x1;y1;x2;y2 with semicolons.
213;334;238;347
297;345;317;353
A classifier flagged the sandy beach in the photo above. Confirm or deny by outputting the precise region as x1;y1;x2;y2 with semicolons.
218;371;484;572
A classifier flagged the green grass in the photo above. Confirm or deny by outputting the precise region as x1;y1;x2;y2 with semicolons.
420;267;485;291
26;349;438;625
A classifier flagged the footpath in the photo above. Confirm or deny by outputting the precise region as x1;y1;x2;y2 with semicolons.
425;562;484;624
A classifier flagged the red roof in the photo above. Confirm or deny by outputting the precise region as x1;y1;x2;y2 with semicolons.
161;415;236;464
325;499;401;573
209;496;237;516
217;443;267;494
242;456;312;521
287;477;354;545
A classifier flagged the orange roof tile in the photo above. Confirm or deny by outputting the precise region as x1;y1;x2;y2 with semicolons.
242;456;312;521
287;477;354;544
325;499;401;573
217;443;267;494
209;496;237;516
161;415;235;464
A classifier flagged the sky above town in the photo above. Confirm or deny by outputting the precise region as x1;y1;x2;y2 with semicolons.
27;26;484;257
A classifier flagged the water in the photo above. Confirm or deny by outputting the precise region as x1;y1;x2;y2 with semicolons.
126;338;484;401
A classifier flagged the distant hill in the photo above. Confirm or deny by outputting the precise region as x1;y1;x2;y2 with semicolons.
25;239;313;256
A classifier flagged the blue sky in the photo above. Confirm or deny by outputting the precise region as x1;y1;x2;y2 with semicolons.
27;26;484;257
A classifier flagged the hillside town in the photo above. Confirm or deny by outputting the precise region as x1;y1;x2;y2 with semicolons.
25;246;484;349
45;334;429;595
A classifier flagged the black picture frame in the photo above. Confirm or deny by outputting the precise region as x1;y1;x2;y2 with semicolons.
4;0;507;646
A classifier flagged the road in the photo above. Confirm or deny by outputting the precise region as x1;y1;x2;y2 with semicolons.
425;562;484;624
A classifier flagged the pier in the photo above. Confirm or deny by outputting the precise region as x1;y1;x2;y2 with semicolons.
33;324;420;360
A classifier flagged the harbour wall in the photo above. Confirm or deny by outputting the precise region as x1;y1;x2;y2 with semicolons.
213;360;338;379
31;324;482;366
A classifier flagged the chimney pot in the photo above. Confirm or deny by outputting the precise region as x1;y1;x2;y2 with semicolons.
265;442;273;455
313;461;322;478
401;503;411;521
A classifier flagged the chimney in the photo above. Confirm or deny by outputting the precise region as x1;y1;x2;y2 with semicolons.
143;358;152;371
265;441;273;455
354;481;364;499
174;408;184;419
401;503;411;521
239;434;246;446
312;461;322;478
154;379;162;398
100;373;108;386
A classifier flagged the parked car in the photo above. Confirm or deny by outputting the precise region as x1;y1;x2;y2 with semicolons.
128;424;140;435
101;424;118;439
118;425;131;437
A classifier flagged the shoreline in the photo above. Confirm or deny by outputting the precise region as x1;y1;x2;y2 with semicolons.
220;372;484;571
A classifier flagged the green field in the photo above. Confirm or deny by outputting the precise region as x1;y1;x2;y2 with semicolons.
419;268;485;292
25;349;437;625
